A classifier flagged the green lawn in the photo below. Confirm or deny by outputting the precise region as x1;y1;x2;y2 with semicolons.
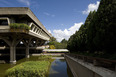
6;61;50;77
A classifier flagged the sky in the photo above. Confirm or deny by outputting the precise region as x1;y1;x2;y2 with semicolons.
0;0;100;42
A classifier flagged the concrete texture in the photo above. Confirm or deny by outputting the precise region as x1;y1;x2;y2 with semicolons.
65;55;116;77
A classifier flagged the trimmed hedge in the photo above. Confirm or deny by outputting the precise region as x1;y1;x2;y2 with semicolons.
6;61;50;77
10;23;31;30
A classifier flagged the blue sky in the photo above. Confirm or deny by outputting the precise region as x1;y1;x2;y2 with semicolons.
0;0;100;42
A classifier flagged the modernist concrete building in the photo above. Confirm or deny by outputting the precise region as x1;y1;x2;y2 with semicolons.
0;7;52;63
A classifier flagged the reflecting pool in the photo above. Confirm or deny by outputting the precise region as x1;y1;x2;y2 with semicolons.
0;56;73;77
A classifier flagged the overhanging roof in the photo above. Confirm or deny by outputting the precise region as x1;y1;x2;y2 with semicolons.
0;7;52;37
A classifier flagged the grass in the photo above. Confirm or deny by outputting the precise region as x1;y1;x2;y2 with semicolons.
10;23;31;30
6;61;50;77
5;55;53;77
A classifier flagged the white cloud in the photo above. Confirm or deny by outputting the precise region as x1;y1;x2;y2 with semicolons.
82;1;100;14
52;22;83;42
44;12;55;17
18;0;30;6
48;30;52;33
43;12;50;16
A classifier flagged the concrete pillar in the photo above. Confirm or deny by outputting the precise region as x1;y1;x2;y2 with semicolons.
26;46;29;58
23;38;32;58
10;46;16;64
0;36;22;64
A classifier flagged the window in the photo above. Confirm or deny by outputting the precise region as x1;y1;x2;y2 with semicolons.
0;19;8;25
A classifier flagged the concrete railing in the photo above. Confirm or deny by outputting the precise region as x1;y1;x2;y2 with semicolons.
65;54;116;77
29;22;50;40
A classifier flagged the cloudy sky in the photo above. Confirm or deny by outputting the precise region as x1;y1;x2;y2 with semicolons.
0;0;100;42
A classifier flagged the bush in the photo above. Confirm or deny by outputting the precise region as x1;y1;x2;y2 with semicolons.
38;55;52;60
6;61;50;77
49;45;55;49
10;23;31;30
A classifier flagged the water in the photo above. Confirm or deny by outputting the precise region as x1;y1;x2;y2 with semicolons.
0;56;73;77
49;59;73;77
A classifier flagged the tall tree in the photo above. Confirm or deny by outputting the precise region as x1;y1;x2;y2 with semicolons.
88;0;116;52
61;39;67;44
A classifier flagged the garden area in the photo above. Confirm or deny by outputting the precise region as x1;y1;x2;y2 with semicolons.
0;55;52;77
6;61;50;77
0;55;73;77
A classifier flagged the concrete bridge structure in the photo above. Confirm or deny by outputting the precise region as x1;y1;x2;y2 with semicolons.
0;7;52;63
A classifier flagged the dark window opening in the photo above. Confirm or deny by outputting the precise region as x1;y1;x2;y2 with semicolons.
0;20;8;25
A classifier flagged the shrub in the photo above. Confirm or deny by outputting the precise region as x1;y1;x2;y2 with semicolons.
10;23;31;30
6;61;50;77
38;55;52;60
49;45;55;49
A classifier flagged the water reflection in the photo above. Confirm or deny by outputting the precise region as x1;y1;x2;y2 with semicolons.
49;59;73;77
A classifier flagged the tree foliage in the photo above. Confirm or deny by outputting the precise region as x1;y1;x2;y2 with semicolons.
49;45;56;49
67;0;116;54
48;37;68;49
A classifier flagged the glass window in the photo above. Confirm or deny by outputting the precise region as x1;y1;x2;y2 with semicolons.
0;20;8;25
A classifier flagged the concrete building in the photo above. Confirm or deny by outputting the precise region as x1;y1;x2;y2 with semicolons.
0;7;52;63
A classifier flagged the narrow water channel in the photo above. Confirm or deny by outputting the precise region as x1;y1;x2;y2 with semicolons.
49;59;73;77
0;56;73;77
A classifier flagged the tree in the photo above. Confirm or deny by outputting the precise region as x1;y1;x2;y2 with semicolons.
49;45;55;49
87;0;116;52
48;38;67;49
50;37;56;42
67;11;96;52
61;39;67;44
60;39;68;49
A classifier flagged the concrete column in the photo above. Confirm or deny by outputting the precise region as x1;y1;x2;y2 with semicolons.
0;36;22;64
26;46;29;58
10;46;16;64
23;38;32;58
